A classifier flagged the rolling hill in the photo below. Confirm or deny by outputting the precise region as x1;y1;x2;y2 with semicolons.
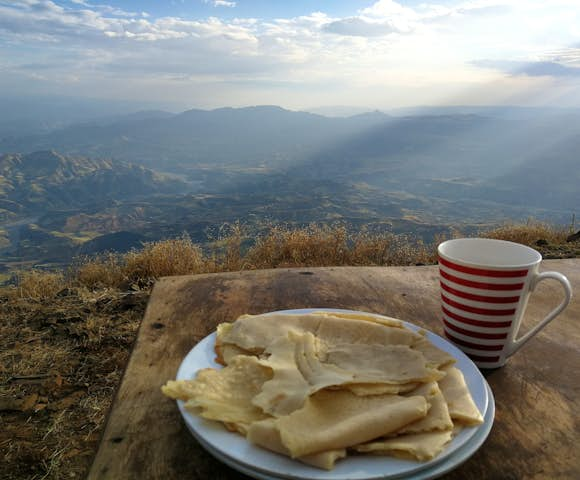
0;150;186;220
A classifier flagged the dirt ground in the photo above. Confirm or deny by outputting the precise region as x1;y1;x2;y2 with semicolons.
0;287;147;479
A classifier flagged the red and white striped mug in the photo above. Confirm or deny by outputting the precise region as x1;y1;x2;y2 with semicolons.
438;238;572;368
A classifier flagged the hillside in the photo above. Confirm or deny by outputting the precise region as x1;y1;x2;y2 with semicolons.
0;151;189;269
0;150;186;220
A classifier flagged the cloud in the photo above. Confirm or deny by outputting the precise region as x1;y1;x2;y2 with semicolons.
474;59;580;77
70;0;142;17
1;0;580;108
541;47;580;68
324;0;417;36
210;0;236;7
323;17;402;37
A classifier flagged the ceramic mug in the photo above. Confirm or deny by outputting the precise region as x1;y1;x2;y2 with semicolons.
438;238;572;368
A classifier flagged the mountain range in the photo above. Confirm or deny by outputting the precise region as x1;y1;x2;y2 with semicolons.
0;105;578;271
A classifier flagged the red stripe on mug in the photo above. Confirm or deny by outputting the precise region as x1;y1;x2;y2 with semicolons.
443;318;508;339
440;282;520;304
439;269;525;291
442;305;513;328
439;257;528;278
442;294;517;316
465;353;501;363
444;331;504;351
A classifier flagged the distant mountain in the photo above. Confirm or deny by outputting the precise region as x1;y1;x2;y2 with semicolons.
306;106;380;117
4;105;578;195
0;106;391;169
0;150;186;220
0;94;179;140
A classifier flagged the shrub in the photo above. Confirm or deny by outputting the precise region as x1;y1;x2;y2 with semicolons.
75;253;125;289
15;270;66;299
122;235;206;281
480;220;569;246
246;224;350;268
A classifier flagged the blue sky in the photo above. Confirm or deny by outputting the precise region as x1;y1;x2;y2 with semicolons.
65;1;396;21
1;1;580;111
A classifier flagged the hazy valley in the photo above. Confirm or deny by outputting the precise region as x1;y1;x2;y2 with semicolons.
1;105;579;276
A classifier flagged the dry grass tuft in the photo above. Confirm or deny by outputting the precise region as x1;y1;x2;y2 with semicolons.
7;221;574;295
75;253;125;289
246;224;350;268
480;220;570;247
123;235;206;282
246;225;438;269
14;270;67;300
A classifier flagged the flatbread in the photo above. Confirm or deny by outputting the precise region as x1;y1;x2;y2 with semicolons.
323;343;444;384
254;331;441;416
162;355;273;434
252;333;329;416
164;311;482;469
217;313;421;359
353;430;454;461
309;311;404;328
247;419;347;470
438;366;483;426
276;390;428;457
412;334;457;369
400;382;453;433
340;382;421;396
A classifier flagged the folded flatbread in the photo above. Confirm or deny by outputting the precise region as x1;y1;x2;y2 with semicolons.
216;312;422;364
438;366;484;426
162;355;273;434
354;430;454;461
254;331;442;416
275;389;428;457
247;419;347;470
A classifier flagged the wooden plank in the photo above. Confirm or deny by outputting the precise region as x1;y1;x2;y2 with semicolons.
88;260;580;479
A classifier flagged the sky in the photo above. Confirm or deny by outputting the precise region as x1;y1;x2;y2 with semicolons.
1;0;580;111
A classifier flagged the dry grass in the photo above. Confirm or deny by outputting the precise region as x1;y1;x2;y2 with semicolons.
0;286;145;480
123;236;207;281
66;225;445;289
75;253;125;289
10;221;577;293
246;225;438;268
12;270;67;300
246;224;351;268
5;220;577;294
480;220;570;246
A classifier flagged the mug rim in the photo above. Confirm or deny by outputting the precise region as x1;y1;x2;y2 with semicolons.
438;238;542;269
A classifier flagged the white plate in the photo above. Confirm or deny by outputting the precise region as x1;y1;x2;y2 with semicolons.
175;309;491;480
187;384;495;480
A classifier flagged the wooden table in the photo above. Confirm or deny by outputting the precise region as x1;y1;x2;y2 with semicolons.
88;260;580;480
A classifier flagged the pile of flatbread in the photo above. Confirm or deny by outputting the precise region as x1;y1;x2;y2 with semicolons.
162;311;483;470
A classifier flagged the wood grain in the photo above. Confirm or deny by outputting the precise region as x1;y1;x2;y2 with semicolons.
88;260;580;480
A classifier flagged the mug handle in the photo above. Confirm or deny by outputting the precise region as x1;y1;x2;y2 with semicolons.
507;271;572;357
